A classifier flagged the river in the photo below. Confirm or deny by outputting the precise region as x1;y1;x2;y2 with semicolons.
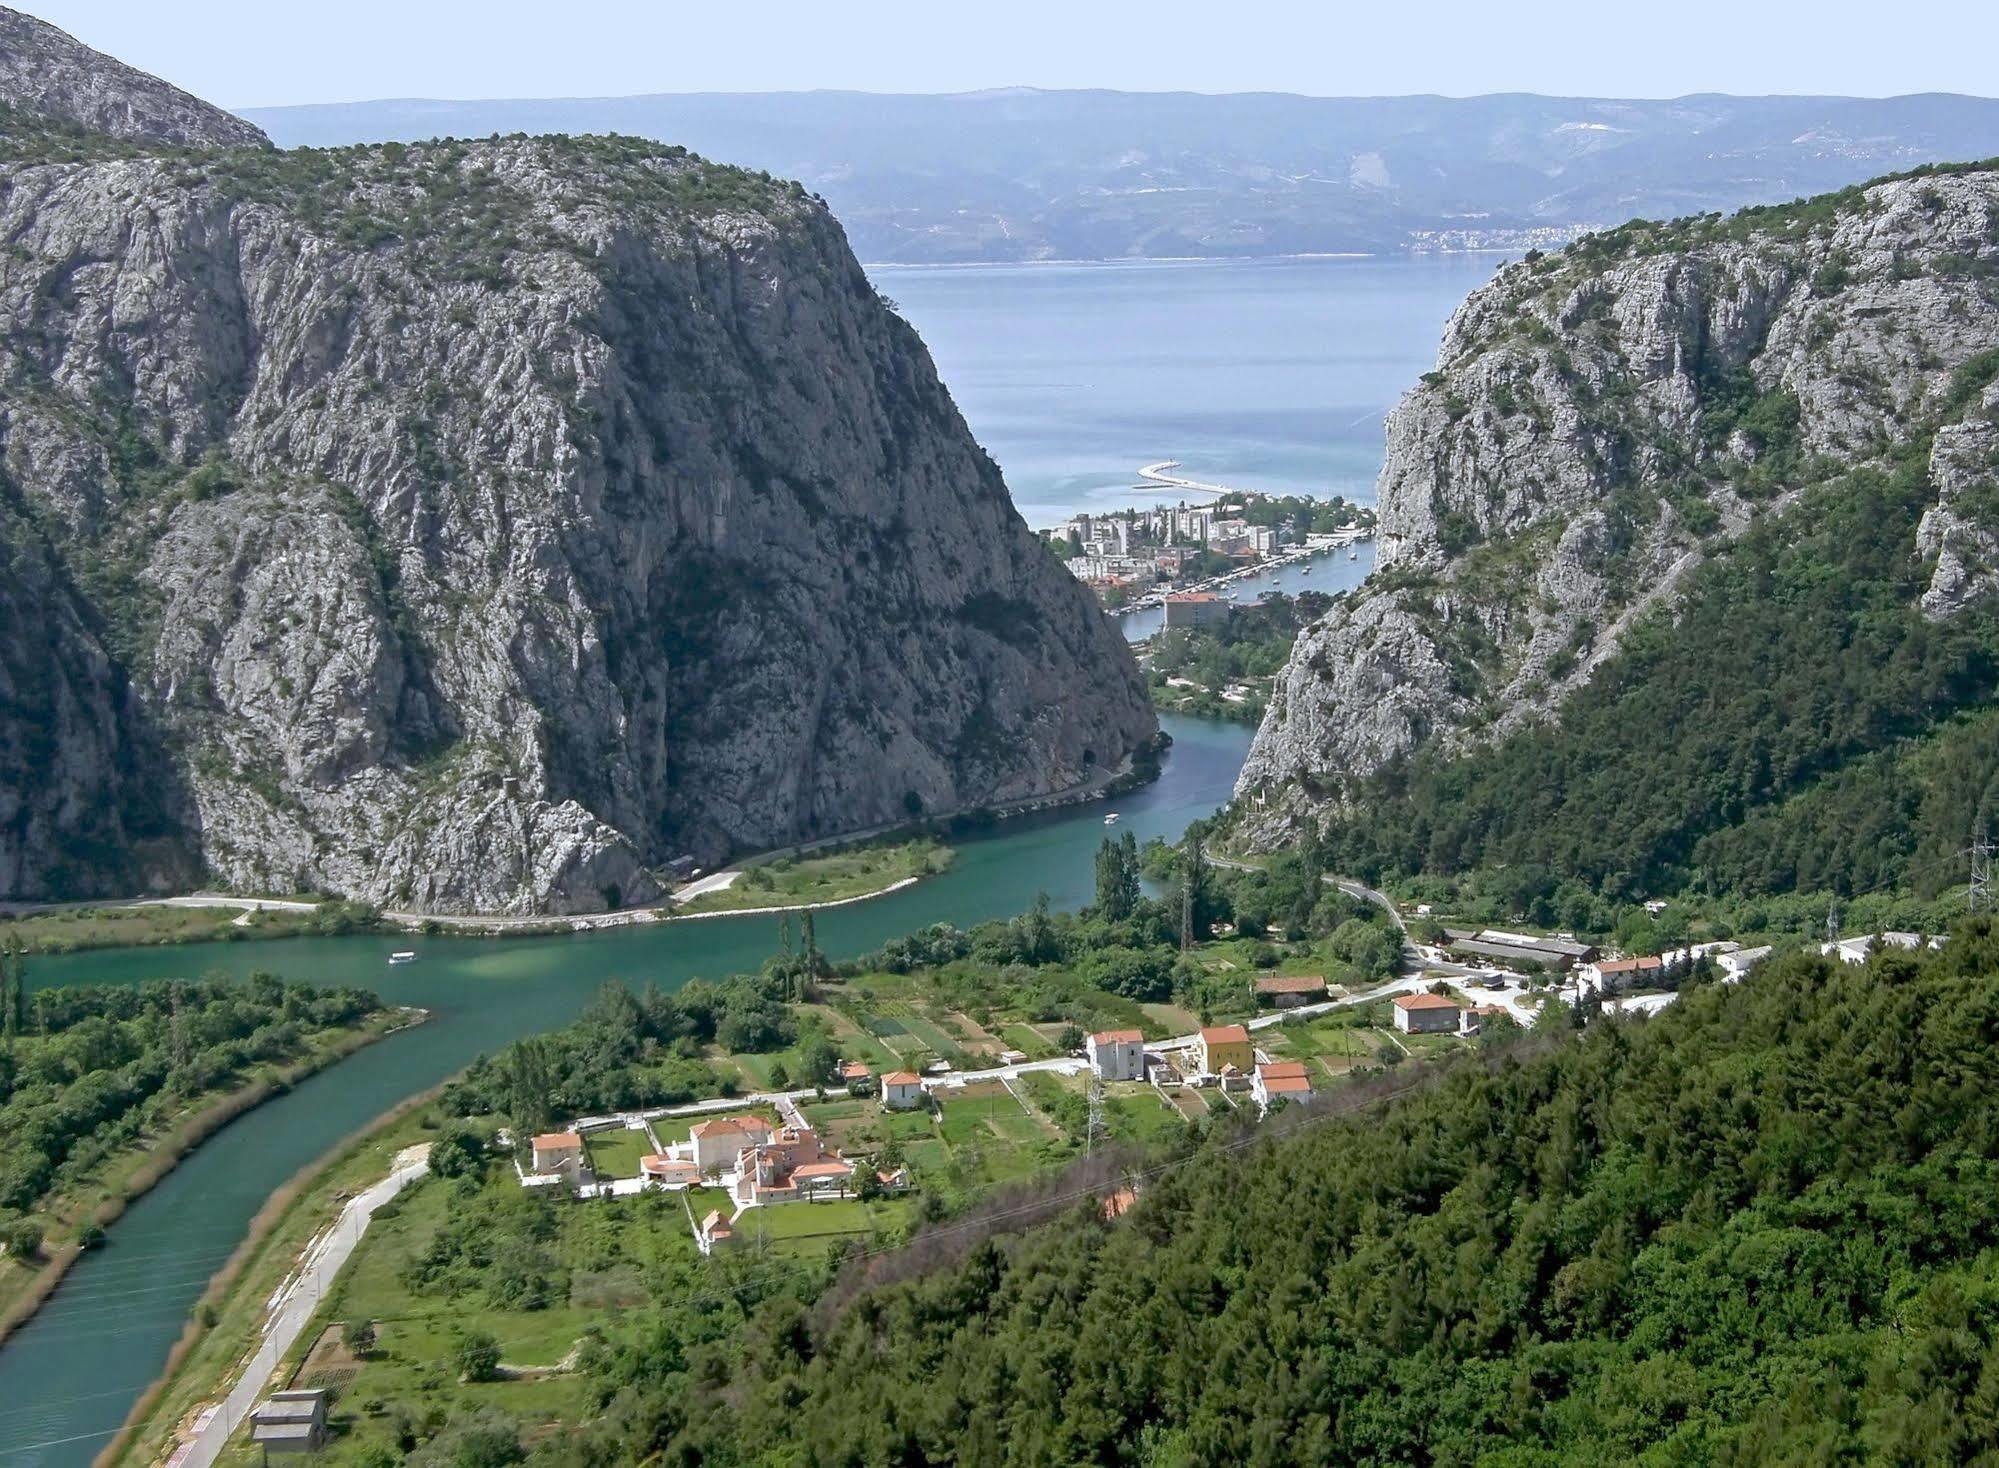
0;715;1252;1465
0;253;1482;1462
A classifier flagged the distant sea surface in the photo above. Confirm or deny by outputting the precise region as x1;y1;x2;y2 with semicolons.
868;253;1498;528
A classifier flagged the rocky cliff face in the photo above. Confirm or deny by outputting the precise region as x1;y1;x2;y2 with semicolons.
0;28;1154;912
1236;165;1999;845
0;7;267;148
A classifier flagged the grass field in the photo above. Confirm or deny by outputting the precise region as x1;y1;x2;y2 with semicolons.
1141;1001;1201;1035
1001;1023;1059;1060
672;839;952;915
733;1196;910;1250
0;898;377;955
582;1126;651;1179
198;1176;709;1464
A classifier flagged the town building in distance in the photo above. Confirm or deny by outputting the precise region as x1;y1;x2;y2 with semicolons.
1042;490;1374;609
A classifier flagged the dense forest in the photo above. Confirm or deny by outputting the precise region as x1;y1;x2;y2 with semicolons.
0;971;381;1230
1313;405;1999;903
530;922;1999;1465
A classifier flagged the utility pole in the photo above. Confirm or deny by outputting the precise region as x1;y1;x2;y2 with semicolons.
1970;831;1994;913
1181;830;1202;952
1086;1073;1105;1159
1825;899;1841;947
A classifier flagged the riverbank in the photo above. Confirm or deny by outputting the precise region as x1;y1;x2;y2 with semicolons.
1;743;1160;954
94;1092;449;1468
0;714;1246;1466
0;1006;426;1354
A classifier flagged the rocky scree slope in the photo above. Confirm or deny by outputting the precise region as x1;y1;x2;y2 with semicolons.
0;113;1153;912
1235;164;1999;853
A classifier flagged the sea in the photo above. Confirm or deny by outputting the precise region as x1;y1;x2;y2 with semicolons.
867;252;1500;529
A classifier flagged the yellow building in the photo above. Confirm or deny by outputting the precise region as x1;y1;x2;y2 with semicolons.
1197;1024;1254;1077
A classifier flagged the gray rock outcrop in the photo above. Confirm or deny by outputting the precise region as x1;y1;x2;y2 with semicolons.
1236;168;1999;845
0;28;1154;912
0;6;267;148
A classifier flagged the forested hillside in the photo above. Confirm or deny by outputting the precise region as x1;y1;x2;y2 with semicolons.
1236;162;1999;905
1324;418;1999;899
557;928;1999;1464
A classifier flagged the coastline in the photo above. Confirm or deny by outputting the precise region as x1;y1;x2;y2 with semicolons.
0;1007;426;1354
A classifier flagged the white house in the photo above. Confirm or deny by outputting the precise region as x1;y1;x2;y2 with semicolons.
1251;1061;1313;1114
1579;955;1664;992
687;1115;775;1174
1821;931;1940;965
1718;945;1773;982
881;1071;926;1110
1086;1029;1146;1081
530;1132;584;1177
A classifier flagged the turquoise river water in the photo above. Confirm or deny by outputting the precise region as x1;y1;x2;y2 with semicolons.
0;716;1251;1465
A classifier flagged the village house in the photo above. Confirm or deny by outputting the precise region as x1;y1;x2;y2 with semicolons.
1251;1060;1314;1113
1580;955;1665;992
1253;975;1327;1008
1719;945;1774;982
1821;931;1942;965
1460;1004;1509;1035
881;1070;926;1110
1162;591;1229;628
836;1060;874;1085
1087;1029;1147;1081
733;1125;858;1206
529;1132;584;1177
687;1115;775;1174
640;1154;702;1189
696;1208;733;1255
1197;1024;1254;1077
1392;993;1461;1034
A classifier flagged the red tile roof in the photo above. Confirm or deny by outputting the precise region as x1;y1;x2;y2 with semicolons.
1257;1065;1314;1094
1254;975;1327;994
1394;993;1460;1010
689;1115;773;1139
1597;956;1664;973
1091;1028;1145;1044
792;1160;855;1179
531;1132;582;1150
1200;1024;1251;1044
881;1070;922;1086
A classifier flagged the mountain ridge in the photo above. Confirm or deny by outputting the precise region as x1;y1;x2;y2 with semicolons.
240;89;1999;263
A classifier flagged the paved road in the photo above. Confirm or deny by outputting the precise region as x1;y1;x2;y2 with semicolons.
165;1148;430;1468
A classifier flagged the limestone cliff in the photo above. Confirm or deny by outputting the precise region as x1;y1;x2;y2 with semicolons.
0;7;267;148
1236;165;1999;845
0;20;1154;912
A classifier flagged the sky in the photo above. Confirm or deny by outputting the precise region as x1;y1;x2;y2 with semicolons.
29;0;1999;109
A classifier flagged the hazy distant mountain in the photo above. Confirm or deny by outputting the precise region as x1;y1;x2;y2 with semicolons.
241;89;1999;263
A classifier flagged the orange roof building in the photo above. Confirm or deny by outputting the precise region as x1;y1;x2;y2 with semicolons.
1393;992;1462;1034
1197;1024;1254;1076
